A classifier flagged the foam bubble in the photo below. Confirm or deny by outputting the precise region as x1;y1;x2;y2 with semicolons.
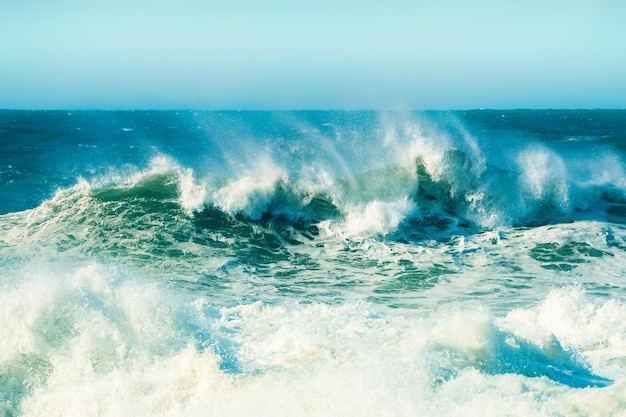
517;147;570;213
0;262;230;416
178;168;208;214
1;263;625;416
341;198;415;237
500;287;626;378
211;159;287;220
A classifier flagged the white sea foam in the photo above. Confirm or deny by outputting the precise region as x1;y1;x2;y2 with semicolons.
178;168;208;214
499;287;626;377
3;263;625;416
340;198;415;237
517;147;571;213
211;165;286;220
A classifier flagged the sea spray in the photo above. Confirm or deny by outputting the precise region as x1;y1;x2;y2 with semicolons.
1;109;626;416
3;264;622;416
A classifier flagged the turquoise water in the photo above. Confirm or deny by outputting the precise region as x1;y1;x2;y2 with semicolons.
1;110;626;416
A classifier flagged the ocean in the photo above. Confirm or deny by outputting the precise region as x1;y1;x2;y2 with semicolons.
1;109;625;416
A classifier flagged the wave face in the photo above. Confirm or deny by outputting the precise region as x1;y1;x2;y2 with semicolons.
1;110;626;416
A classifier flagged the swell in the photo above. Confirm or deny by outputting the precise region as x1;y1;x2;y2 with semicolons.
0;150;626;269
1;110;625;265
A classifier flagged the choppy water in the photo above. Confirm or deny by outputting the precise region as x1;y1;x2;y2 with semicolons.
1;110;626;416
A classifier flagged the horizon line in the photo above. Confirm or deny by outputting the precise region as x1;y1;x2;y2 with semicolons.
1;107;625;112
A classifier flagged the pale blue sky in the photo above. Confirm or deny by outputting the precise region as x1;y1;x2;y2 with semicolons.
1;0;625;109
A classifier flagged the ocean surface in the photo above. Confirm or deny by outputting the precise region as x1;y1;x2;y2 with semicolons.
1;109;626;416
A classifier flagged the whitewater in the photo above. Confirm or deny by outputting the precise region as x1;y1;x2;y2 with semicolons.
1;109;625;416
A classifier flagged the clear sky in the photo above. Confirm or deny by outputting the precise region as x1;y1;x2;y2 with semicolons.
1;0;625;110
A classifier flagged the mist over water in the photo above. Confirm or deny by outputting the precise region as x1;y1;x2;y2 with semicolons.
1;110;626;416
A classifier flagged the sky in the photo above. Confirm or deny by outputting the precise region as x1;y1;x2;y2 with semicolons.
1;0;625;110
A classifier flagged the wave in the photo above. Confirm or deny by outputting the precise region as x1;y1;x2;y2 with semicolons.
1;112;624;272
171;112;625;234
2;130;625;255
2;111;626;417
0;263;620;416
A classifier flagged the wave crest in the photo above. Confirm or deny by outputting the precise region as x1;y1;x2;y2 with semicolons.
2;112;625;256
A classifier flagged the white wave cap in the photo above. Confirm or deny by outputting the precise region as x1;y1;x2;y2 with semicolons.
341;197;415;237
211;158;287;220
517;147;571;212
178;168;208;214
